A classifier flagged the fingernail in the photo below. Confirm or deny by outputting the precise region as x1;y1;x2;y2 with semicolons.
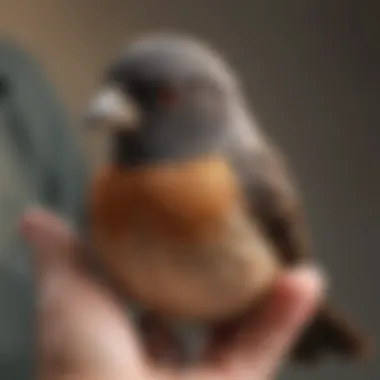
20;208;62;249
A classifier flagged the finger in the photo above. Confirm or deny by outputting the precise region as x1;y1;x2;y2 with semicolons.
20;207;78;278
20;210;145;377
194;266;324;380
223;266;325;379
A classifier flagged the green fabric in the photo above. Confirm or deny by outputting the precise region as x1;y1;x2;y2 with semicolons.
0;41;86;379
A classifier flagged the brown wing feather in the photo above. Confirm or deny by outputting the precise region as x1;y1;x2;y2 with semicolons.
235;139;369;361
242;143;310;265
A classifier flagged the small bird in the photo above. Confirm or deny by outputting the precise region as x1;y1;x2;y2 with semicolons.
84;33;368;364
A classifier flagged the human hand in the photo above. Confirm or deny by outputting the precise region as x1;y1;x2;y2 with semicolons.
21;209;323;380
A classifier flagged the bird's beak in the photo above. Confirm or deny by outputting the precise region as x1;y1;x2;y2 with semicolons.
84;86;140;131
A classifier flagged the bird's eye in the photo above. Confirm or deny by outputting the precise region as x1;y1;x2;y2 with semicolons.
157;86;180;107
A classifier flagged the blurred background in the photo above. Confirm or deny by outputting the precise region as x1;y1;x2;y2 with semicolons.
0;1;378;379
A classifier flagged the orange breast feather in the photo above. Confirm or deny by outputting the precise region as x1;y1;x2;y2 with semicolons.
89;157;241;242
88;158;279;319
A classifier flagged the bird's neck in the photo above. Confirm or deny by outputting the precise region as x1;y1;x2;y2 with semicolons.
110;129;226;169
111;130;144;168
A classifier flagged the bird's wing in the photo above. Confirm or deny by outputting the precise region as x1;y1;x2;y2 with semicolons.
230;137;310;265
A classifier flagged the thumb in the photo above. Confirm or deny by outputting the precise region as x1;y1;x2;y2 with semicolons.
20;208;78;279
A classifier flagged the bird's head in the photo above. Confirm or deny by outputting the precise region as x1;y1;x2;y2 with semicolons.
85;34;243;167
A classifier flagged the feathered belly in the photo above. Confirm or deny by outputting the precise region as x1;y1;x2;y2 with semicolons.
88;159;280;321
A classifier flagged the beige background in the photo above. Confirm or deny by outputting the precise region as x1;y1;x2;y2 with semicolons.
0;1;379;379
0;0;133;114
0;0;138;165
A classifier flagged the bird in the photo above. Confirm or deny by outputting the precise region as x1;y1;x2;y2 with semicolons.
84;33;368;364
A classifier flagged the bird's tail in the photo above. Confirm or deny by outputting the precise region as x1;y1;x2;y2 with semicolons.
291;301;370;363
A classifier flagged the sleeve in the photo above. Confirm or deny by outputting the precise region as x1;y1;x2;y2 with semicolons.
0;41;87;379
